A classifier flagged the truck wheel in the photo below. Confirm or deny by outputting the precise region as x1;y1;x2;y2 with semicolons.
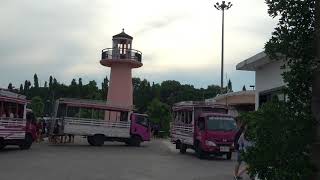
179;143;187;154
226;152;232;160
175;141;181;149
124;141;130;146
0;140;5;150
87;136;95;146
19;134;33;150
195;142;205;159
93;135;104;146
130;135;141;147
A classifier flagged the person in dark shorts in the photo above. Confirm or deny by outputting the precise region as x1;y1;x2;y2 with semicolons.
233;117;245;180
51;123;60;144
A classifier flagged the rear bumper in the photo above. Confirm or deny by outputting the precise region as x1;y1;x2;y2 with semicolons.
203;145;234;154
1;139;25;145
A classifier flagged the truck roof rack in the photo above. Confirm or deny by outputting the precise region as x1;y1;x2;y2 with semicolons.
57;98;134;111
174;101;221;106
0;89;27;104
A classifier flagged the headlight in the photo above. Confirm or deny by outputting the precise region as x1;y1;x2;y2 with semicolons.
205;140;217;147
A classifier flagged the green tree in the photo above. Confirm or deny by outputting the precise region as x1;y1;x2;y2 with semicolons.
242;101;315;180
8;83;13;90
24;80;31;92
78;78;83;87
19;84;23;93
160;80;182;106
147;98;171;135
243;0;318;179
227;79;232;92
31;96;44;118
101;76;109;100
134;79;152;112
312;1;320;179
49;76;53;89
33;73;39;88
44;81;48;88
71;79;77;86
242;85;246;91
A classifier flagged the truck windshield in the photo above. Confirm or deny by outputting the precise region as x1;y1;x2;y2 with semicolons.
206;117;236;131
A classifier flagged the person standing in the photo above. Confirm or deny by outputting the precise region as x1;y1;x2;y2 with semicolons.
36;120;43;142
236;126;254;180
233;117;245;180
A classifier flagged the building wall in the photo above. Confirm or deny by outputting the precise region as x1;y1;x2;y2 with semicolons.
255;60;285;110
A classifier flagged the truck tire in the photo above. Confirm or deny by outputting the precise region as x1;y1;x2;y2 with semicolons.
129;135;141;147
87;136;95;146
226;152;232;160
175;141;181;149
0;140;5;150
19;134;33;150
93;135;104;146
179;143;187;154
195;142;205;159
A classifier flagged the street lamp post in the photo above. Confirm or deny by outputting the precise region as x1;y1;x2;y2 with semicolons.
214;1;232;91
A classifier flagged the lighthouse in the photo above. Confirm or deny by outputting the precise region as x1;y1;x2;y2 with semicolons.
100;29;142;113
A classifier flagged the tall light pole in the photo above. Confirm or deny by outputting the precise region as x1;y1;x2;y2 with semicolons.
214;1;232;91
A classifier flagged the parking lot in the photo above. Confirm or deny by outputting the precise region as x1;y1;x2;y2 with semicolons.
0;138;250;180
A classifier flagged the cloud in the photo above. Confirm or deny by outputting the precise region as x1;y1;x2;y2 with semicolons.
133;63;255;90
135;14;189;35
0;0;276;93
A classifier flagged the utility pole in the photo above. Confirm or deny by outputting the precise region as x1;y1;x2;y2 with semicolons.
214;1;232;91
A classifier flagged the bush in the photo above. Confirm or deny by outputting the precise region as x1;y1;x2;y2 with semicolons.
31;96;44;118
147;98;171;135
241;101;314;180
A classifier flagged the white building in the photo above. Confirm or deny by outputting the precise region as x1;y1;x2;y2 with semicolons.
236;52;286;110
206;90;255;116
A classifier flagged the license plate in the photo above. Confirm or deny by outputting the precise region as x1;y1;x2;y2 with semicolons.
220;146;230;152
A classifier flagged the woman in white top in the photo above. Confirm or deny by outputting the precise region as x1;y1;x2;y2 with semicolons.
236;128;254;179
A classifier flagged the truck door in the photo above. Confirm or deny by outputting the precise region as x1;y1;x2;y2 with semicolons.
131;114;150;141
195;117;205;142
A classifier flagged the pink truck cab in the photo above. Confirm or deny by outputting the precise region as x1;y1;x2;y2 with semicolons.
130;113;151;142
193;113;236;159
0;89;37;150
50;98;151;147
171;101;236;159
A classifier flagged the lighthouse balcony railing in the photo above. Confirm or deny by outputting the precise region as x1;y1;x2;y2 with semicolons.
101;48;142;63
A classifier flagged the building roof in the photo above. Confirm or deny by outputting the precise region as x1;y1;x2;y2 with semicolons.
236;51;270;71
112;29;133;39
206;90;255;106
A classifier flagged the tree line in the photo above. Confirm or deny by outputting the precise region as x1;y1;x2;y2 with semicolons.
6;74;235;135
7;74;235;115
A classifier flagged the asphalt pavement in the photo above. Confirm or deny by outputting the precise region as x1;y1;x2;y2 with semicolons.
0;137;251;180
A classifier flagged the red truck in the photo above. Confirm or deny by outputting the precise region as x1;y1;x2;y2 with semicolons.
0;89;37;150
171;101;237;159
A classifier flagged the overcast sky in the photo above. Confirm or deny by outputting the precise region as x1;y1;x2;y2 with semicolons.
0;0;277;91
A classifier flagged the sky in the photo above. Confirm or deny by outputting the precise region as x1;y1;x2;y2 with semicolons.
0;0;278;91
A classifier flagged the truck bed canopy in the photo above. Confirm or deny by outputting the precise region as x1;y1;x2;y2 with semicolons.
0;89;27;104
58;98;132;112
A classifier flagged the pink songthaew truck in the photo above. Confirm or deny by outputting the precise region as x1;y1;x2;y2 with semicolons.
171;101;237;159
0;89;37;150
50;98;151;146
